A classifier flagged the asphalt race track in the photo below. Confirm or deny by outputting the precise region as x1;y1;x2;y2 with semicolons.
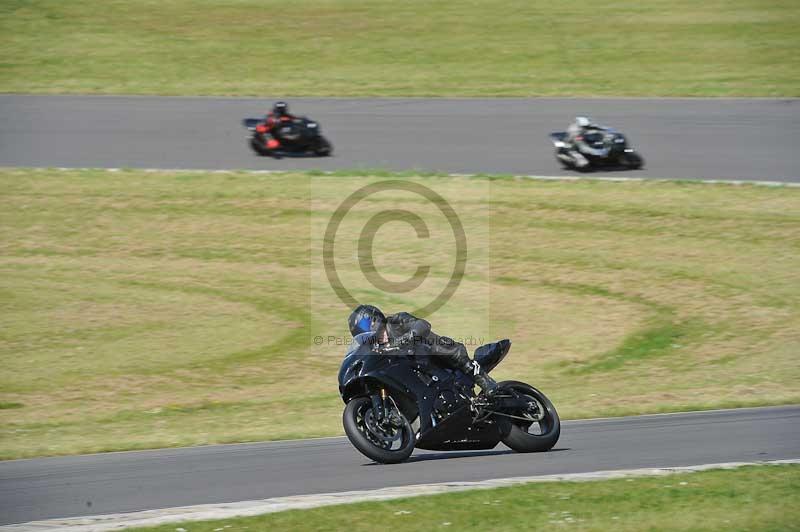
1;97;798;527
0;95;798;181
1;406;799;525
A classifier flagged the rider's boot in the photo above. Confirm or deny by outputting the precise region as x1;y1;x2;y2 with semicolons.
473;367;499;396
461;359;498;396
569;149;590;170
438;339;499;397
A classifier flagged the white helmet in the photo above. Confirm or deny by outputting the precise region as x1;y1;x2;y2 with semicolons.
575;116;592;128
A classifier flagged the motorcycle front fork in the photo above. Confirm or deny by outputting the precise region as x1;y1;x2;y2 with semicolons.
370;388;391;421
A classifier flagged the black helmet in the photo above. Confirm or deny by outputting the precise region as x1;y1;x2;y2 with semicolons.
273;101;289;117
348;304;386;337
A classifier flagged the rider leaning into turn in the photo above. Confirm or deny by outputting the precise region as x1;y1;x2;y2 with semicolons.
348;304;499;395
261;101;297;148
566;116;599;145
564;115;604;162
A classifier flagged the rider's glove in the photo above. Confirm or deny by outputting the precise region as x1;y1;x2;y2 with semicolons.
391;332;415;348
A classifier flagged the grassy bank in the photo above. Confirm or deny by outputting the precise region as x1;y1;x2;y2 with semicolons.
1;168;799;459
1;0;798;97
128;464;800;531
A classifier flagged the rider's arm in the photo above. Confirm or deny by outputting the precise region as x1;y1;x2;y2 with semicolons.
387;312;432;342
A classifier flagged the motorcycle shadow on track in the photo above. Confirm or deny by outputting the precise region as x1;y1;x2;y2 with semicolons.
252;150;326;159
361;446;571;466
361;449;515;465
557;164;644;175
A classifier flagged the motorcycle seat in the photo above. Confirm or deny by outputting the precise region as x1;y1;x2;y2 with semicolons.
474;339;511;373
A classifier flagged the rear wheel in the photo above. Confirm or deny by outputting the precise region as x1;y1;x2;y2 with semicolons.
343;397;415;464
314;136;332;156
495;381;560;452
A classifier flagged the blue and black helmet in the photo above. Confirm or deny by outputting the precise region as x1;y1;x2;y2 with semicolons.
348;304;386;337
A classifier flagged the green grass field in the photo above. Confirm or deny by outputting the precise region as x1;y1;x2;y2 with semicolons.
128;464;800;532
1;0;798;97
1;168;799;460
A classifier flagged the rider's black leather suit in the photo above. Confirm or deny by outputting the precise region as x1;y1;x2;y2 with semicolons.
385;312;472;373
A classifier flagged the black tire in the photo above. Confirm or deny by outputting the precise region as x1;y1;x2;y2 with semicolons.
314;136;332;157
250;136;271;156
343;397;415;464
496;381;560;453
621;151;644;169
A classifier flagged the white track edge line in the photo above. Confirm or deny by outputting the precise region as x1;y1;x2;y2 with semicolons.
4;459;798;532
3;166;798;186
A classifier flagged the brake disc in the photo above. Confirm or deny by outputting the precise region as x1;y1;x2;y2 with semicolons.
364;409;402;443
526;397;545;422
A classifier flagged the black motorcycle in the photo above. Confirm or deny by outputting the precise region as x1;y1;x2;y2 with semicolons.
243;117;332;157
338;334;560;464
549;128;643;171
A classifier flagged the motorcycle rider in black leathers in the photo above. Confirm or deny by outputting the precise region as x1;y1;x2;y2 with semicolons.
261;101;298;148
264;101;297;130
348;304;498;395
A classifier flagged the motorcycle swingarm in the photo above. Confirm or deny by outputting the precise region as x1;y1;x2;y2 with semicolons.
487;395;532;410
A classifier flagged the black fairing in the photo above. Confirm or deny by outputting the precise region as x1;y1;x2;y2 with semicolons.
608;132;628;156
273;117;321;146
338;333;504;450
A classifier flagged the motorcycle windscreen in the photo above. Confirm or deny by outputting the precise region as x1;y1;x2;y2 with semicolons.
549;132;568;148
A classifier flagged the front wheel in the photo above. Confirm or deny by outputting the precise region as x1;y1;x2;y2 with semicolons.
343;396;415;464
495;381;560;452
249;135;271;156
